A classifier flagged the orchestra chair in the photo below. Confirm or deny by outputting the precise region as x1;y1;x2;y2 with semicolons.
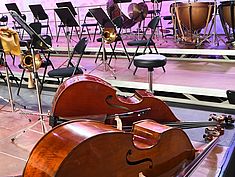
29;4;53;38
133;54;166;92
80;11;99;42
95;16;130;65
144;0;163;37
47;37;88;84
17;22;55;95
55;2;78;42
127;16;160;69
5;3;26;39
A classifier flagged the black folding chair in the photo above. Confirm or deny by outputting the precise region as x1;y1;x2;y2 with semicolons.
47;37;88;84
80;11;98;42
29;4;53;38
127;16;160;69
95;16;130;65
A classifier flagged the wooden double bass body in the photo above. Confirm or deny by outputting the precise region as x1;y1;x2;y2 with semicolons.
23;119;195;177
51;74;179;126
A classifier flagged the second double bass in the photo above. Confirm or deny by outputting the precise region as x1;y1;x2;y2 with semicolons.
50;74;179;127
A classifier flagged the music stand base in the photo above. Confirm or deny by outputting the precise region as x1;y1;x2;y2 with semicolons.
11;117;47;142
89;61;116;79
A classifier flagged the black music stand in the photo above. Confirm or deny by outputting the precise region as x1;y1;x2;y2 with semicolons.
88;8;116;78
56;1;77;16
55;7;80;61
9;10;51;140
5;3;26;39
29;4;53;37
56;2;78;41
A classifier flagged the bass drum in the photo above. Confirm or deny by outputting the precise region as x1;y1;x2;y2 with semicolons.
175;2;214;43
218;1;235;44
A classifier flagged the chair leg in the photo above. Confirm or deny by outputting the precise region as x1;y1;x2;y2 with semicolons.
133;67;138;75
86;26;92;40
56;25;62;42
7;64;19;87
128;46;139;69
120;39;130;62
17;69;25;95
95;43;102;63
93;25;98;42
108;43;117;65
162;66;166;72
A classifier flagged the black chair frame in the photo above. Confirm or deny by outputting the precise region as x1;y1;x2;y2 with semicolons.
128;16;160;69
47;37;88;84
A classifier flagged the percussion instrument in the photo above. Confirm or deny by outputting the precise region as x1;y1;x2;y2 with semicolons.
218;1;235;44
128;2;148;23
175;2;214;43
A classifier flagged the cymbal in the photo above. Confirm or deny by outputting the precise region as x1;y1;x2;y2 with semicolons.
128;2;148;22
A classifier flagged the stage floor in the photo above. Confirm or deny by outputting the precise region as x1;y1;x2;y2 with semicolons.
0;33;235;176
2;34;235;111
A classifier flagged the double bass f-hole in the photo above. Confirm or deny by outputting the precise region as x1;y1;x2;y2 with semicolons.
105;95;130;111
126;149;153;169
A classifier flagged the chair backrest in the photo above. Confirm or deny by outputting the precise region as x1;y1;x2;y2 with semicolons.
112;16;123;29
29;22;42;34
29;4;48;21
56;2;77;16
142;16;160;41
68;37;88;67
148;16;160;30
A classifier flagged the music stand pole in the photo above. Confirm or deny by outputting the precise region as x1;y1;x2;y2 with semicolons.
30;46;47;133
11;45;47;142
1;52;14;112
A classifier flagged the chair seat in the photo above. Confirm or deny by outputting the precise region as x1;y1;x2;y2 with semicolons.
48;67;83;78
81;23;97;27
127;40;155;46
134;54;166;70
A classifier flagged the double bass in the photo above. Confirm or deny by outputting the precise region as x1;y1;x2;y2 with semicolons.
23;119;220;177
50;74;233;129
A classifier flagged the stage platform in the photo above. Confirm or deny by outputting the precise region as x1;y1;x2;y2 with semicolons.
1;34;234;113
0;32;235;177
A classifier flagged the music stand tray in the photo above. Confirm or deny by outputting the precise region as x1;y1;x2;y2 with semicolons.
9;10;52;50
29;4;47;20
56;2;77;16
89;8;115;29
54;7;79;27
5;3;21;15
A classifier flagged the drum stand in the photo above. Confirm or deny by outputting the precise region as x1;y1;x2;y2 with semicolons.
11;46;47;142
